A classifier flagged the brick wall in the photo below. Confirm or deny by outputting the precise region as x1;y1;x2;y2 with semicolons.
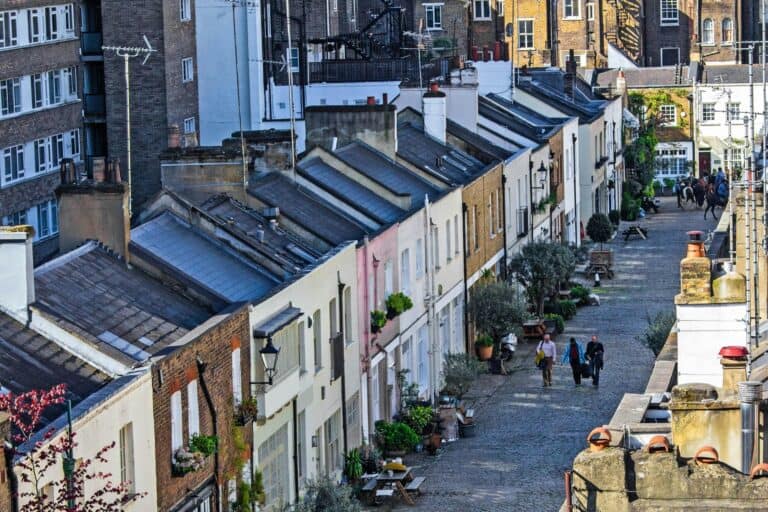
162;0;199;144
502;0;551;66
101;0;169;210
152;305;253;512
696;1;739;63
462;164;504;277
643;0;693;66
411;0;470;58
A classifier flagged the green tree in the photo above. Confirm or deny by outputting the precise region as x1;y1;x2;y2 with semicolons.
586;213;613;250
508;242;576;317
637;311;676;355
467;281;529;350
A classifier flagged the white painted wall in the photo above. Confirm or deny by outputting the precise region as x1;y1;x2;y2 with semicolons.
472;61;514;97
396;85;480;130
15;371;158;511
676;302;748;387
608;43;639;70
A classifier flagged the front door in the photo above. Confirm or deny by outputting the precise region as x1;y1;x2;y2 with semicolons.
699;150;711;177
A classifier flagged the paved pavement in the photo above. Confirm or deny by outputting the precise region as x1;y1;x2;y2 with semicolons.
378;197;713;511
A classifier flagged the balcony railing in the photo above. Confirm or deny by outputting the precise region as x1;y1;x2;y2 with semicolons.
83;94;105;116
516;207;529;238
81;32;103;56
273;57;456;86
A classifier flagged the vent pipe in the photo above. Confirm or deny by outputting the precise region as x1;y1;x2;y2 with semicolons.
739;381;762;473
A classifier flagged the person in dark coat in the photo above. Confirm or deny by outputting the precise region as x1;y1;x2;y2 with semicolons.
561;337;586;386
586;335;605;386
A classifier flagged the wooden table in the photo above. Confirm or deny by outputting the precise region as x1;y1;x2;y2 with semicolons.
623;225;648;241
375;468;415;506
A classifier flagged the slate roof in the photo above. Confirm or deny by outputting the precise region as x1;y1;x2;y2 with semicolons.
297;157;405;224
479;95;564;143
446;120;521;160
200;194;323;267
131;211;280;303
0;313;110;422
515;70;607;123
594;67;694;89
34;242;211;367
396;123;489;185
701;64;765;85
248;172;370;246
334;141;441;202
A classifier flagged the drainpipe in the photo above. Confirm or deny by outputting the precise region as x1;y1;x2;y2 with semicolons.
363;236;374;443
461;202;470;355
424;195;439;404
337;276;349;455
196;358;221;509
501;170;508;279
292;398;299;503
528;158;534;243
739;381;762;473
572;134;579;245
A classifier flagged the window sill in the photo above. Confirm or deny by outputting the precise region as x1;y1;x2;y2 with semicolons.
0;35;78;53
660;22;679;27
0;98;81;123
426;27;444;31
518;48;536;51
474;17;492;21
563;16;582;20
700;43;716;47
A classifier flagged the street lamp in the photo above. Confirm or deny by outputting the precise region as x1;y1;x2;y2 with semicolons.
252;337;280;386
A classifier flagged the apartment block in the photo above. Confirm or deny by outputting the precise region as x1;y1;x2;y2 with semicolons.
79;0;200;211
0;1;82;262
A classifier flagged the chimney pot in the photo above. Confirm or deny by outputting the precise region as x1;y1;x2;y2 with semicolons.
255;228;265;242
0;227;36;316
269;219;278;231
382;92;389;105
366;96;376;106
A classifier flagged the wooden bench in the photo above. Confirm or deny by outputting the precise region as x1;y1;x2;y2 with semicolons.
405;477;426;494
623;225;648;241
362;478;378;492
376;489;395;497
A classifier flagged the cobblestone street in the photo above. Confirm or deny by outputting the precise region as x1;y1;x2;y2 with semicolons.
383;197;713;511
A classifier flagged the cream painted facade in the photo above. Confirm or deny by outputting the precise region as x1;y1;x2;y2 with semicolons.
15;370;158;511
248;241;361;506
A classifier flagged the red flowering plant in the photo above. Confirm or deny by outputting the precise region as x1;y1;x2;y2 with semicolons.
0;384;145;511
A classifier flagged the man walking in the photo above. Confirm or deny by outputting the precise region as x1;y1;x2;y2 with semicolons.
562;337;586;386
586;335;605;386
538;334;557;387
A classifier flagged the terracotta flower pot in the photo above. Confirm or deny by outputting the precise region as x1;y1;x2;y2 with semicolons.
475;343;493;361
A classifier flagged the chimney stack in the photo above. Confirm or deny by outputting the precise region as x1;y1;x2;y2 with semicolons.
57;173;131;262
678;230;711;300
719;346;748;394
423;83;447;144
615;69;627;98
0;226;35;318
564;49;576;99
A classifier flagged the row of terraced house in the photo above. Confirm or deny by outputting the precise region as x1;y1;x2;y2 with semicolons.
0;55;626;511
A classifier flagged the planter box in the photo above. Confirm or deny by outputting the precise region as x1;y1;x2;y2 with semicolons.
589;250;614;267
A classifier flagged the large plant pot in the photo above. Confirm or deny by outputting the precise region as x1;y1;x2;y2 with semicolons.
475;343;493;361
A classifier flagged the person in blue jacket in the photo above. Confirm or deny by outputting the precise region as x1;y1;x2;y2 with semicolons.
561;337;586;386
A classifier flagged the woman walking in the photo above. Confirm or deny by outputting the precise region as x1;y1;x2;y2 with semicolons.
538;334;557;387
561;337;586;386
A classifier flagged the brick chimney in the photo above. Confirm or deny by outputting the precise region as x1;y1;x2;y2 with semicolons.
305;104;398;158
57;168;131;262
678;231;711;301
422;83;447;144
0;225;35;318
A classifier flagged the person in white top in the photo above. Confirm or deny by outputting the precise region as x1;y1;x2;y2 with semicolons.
538;334;557;387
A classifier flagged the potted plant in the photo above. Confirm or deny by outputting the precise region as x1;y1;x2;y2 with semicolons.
374;420;420;456
234;397;258;426
385;292;413;319
190;433;218;457
370;310;386;333
402;405;433;435
474;334;494;361
343;448;363;484
172;447;206;476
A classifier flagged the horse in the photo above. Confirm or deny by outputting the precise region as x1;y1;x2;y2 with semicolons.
704;184;719;220
681;181;695;204
692;179;706;207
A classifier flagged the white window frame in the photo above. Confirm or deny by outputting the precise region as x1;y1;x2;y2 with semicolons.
660;0;678;26
659;104;676;126
586;2;594;21
564;0;580;19
445;219;451;260
518;19;534;49
722;18;733;44
474;0;491;20
415;238;424;278
0;11;19;49
313;309;322;372
496;0;504;16
702;103;715;122
119;423;135;495
701;18;714;45
660;47;680;66
170;390;183;453
232;348;242;404
0;77;21;117
726;102;741;122
180;0;192;21
288;47;299;72
384;259;393;297
2;144;25;186
187;379;200;437
182;57;194;82
400;248;411;296
424;3;443;30
183;116;196;134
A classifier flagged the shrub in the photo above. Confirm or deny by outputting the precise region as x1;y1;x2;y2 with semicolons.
586;213;613;249
558;300;577;320
475;334;494;347
570;285;591;305
663;177;676;190
608;210;620;226
442;352;485;398
402;405;433;434
544;313;565;334
189;434;218;457
293;477;362;512
375;421;420;452
386;292;414;318
344;449;363;482
370;310;386;332
637;311;676;355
